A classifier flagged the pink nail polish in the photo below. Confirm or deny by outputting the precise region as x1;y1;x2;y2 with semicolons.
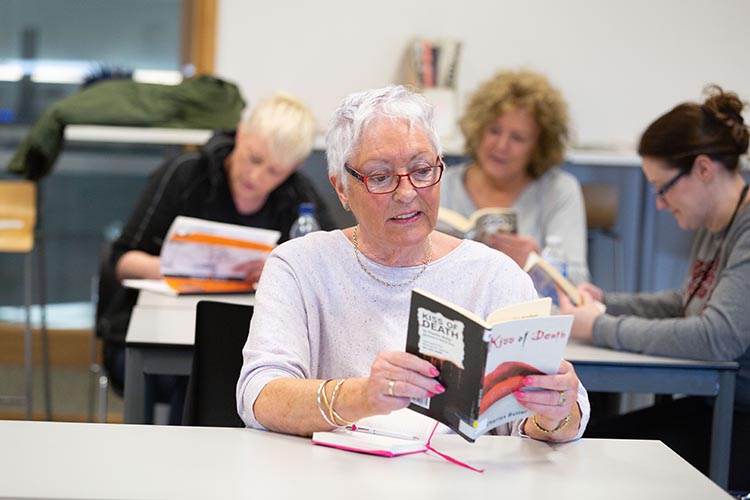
514;390;525;399
435;384;445;393
523;377;534;385
430;367;440;376
427;392;435;397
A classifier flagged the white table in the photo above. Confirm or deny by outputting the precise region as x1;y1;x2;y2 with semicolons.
123;298;738;487
0;420;732;500
123;290;253;424
64;125;213;145
566;340;738;488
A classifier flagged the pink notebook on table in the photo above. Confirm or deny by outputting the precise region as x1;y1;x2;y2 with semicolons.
312;409;434;457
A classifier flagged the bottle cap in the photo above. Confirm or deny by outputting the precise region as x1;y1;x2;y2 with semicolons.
545;235;562;247
299;202;315;215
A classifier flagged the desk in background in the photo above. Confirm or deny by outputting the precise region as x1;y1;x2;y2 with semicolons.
64;125;212;145
123;290;253;424
0;420;733;500
566;340;738;488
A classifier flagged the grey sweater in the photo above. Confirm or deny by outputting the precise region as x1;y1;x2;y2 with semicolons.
594;204;750;411
439;163;590;284
237;230;590;435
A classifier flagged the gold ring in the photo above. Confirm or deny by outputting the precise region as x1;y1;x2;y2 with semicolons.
558;391;567;406
387;380;395;397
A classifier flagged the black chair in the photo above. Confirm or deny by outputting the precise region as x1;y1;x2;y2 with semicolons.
88;239;126;422
182;300;253;427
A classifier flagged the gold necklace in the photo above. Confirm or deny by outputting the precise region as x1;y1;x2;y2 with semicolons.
352;225;432;288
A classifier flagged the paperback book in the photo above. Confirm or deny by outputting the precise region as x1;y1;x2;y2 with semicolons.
405;289;572;442
523;251;582;307
437;206;517;243
154;216;280;294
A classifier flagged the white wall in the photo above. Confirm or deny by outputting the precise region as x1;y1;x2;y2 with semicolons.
216;0;750;148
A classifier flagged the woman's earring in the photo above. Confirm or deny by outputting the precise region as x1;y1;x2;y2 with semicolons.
343;202;351;212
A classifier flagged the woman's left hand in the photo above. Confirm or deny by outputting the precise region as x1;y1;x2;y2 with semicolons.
233;258;267;289
515;359;582;442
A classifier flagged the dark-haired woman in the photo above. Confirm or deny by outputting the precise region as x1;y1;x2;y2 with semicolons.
560;85;750;491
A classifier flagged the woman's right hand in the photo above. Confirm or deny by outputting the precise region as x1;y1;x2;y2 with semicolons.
256;353;443;434
577;282;604;303
116;250;162;281
362;351;444;415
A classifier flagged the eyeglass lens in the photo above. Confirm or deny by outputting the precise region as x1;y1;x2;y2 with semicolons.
365;165;442;193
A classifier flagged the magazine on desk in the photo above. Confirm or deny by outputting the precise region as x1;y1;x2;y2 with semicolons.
405;289;572;442
128;216;280;295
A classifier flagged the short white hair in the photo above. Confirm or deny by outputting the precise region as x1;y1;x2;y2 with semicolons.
326;85;442;188
243;91;317;166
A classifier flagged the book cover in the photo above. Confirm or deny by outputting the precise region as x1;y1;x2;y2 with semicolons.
523;252;582;307
437;206;517;242
158;216;281;294
405;289;572;442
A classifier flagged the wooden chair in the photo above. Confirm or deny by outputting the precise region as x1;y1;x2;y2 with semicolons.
0;180;51;419
181;300;253;427
582;184;624;290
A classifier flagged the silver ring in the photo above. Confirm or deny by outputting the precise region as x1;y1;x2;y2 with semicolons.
387;380;395;397
558;391;567;406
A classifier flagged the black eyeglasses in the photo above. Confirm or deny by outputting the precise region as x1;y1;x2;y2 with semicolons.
344;156;444;194
655;170;687;200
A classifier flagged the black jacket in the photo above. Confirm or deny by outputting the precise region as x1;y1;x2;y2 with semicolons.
7;75;245;179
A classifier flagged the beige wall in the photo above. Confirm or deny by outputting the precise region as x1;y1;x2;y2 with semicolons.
215;0;750;148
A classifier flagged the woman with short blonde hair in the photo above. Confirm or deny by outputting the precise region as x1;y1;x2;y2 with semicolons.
244;91;317;168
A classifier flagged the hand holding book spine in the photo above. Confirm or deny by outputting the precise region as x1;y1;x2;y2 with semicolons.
405;289;572;442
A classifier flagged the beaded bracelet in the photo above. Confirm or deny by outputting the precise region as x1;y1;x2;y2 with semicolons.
328;378;355;426
531;413;571;435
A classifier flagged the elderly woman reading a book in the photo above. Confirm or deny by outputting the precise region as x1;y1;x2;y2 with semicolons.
559;86;750;491
237;85;589;442
439;70;589;284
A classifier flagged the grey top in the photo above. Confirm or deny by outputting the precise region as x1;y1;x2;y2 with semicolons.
439;163;590;284
594;204;750;411
236;230;590;435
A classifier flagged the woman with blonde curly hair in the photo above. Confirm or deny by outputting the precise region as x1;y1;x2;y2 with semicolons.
440;70;590;284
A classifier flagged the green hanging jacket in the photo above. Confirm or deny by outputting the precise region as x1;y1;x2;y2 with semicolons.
6;74;246;179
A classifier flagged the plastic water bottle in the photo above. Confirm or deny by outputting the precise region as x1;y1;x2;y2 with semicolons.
289;202;321;239
541;235;568;277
